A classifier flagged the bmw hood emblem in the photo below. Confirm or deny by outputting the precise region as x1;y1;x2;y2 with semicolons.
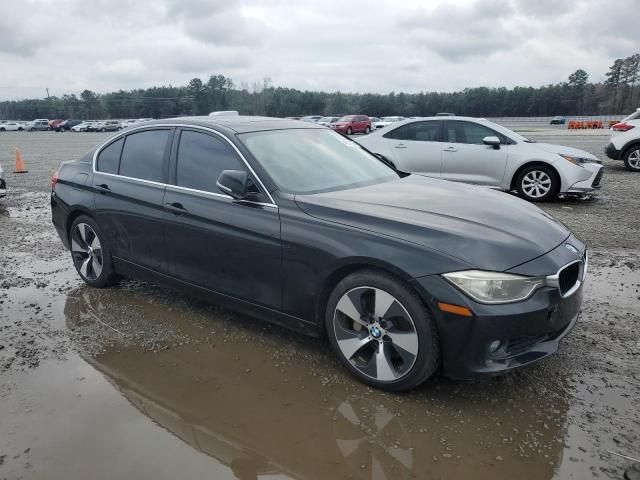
565;244;579;255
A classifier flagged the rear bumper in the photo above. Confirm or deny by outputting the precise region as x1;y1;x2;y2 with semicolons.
605;142;622;160
51;193;70;249
0;178;6;198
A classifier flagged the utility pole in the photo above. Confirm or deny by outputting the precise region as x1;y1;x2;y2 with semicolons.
46;88;50;99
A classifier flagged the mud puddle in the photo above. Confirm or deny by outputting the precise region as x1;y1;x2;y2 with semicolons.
0;255;638;479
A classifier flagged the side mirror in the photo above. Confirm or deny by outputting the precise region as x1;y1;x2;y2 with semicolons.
217;170;249;199
482;136;501;149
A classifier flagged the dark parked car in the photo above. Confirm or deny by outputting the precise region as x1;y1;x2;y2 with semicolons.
550;116;566;125
330;115;372;135
51;116;586;391
56;119;83;132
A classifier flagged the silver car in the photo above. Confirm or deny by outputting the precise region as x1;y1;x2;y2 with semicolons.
356;116;604;202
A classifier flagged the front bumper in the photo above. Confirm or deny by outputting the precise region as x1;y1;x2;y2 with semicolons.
566;164;604;193
605;142;622;160
411;240;586;379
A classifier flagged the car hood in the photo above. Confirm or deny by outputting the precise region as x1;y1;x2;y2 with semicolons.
295;175;570;272
531;142;599;160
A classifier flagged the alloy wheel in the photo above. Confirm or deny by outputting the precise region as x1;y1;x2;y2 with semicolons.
522;170;552;199
628;149;640;170
333;287;419;382
71;223;104;281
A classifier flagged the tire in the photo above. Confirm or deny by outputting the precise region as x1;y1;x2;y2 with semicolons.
100;128;107;132
623;146;640;172
346;127;353;135
18;127;23;131
516;165;558;202
69;215;120;288
364;126;371;134
0;128;5;132
325;269;440;391
29;127;35;132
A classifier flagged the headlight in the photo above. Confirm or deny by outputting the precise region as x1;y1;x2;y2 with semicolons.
559;154;601;167
442;270;545;304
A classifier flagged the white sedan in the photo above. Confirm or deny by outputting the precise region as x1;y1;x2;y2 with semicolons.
356;116;604;202
0;122;24;132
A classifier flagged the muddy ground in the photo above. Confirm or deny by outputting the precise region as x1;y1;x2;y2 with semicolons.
0;130;639;480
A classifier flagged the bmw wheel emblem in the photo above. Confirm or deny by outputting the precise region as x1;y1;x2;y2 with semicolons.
565;244;579;255
370;326;381;338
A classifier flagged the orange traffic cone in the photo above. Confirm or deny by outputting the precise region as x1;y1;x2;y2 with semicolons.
14;148;28;173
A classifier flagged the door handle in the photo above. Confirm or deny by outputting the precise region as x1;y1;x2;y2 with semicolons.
394;144;407;149
165;202;188;215
444;146;457;152
96;183;110;193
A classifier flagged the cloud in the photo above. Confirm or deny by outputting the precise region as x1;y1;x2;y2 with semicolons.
0;0;638;99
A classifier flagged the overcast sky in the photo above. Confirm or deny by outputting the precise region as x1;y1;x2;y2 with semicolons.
1;0;639;99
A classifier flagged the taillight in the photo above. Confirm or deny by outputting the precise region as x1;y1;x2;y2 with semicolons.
612;122;635;132
51;170;59;192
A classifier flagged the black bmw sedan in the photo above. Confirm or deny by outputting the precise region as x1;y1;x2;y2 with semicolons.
51;116;586;391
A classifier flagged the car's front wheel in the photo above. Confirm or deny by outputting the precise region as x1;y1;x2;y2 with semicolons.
623;146;640;172
346;127;353;135
70;216;119;288
326;270;440;391
516;165;558;202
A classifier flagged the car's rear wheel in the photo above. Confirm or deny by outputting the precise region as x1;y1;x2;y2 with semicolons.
70;216;119;288
326;270;439;391
346;127;353;135
364;126;371;134
624;146;640;172
516;165;558;202
100;128;107;132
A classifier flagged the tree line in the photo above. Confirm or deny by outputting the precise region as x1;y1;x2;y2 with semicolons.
1;54;639;121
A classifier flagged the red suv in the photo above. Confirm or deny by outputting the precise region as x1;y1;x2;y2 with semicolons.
330;115;371;135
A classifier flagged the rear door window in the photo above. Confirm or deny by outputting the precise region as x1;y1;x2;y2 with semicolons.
384;121;441;141
119;129;171;182
96;138;123;174
175;130;246;194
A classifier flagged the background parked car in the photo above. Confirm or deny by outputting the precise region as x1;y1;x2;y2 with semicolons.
610;108;640;135
92;120;122;132
0;162;5;199
605;115;640;171
374;116;406;129
48;119;65;130
550;116;566;125
56;119;82;132
317;116;339;126
0;122;24;132
356;116;603;202
369;116;381;125
29;119;50;131
300;115;323;123
71;121;95;132
330;115;371;135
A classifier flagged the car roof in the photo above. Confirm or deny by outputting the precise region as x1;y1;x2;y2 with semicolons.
139;116;325;134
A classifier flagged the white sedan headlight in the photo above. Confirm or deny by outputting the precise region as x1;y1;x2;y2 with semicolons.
442;270;546;304
559;154;601;167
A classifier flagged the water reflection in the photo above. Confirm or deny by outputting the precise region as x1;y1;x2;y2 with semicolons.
64;285;573;480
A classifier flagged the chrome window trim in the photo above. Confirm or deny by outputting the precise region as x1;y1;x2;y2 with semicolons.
164;183;278;209
91;123;278;208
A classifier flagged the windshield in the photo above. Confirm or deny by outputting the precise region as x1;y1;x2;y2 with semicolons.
382;116;402;122
240;128;399;194
337;116;354;122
